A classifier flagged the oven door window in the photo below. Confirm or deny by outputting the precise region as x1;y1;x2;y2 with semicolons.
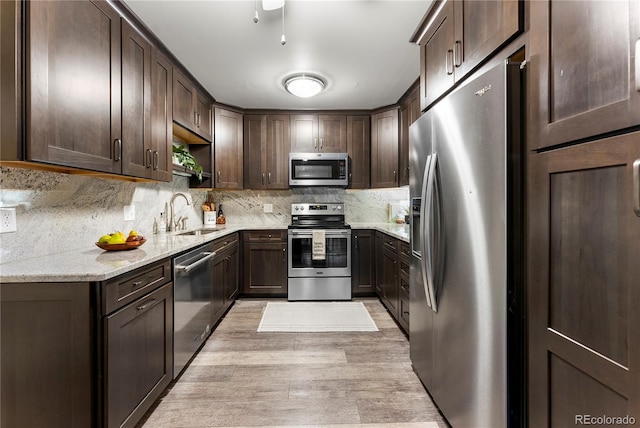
290;236;348;269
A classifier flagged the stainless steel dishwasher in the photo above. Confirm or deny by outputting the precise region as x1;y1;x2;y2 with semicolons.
172;242;216;379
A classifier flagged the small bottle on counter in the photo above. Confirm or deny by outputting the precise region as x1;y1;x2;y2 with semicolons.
216;204;226;224
153;217;159;234
158;212;167;233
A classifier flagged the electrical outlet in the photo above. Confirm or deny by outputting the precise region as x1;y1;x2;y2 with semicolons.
0;208;17;233
123;205;136;221
264;204;273;213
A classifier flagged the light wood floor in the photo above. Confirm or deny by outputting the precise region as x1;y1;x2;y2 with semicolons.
137;298;448;428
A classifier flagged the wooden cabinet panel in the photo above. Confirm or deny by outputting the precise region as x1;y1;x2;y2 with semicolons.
172;68;212;143
318;115;347;152
399;85;419;187
27;0;121;173
149;48;173;181
352;229;376;296
380;245;399;318
121;20;151;179
527;133;640;427
104;282;173;428
415;0;522;110
242;231;288;296
1;283;93;428
244;114;290;189
214;108;243;189
196;94;213;142
529;0;640;148
290;114;318;152
347;116;370;189
371;108;399;188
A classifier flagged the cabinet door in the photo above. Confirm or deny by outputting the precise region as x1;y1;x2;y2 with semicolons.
266;115;290;189
290;114;318;152
243;242;288;295
214;108;243;189
196;93;213;142
528;133;640;427
225;244;240;304
150;48;173;182
121;20;151;179
419;0;455;110
453;0;521;78
318;115;346;152
27;0;121;173
380;246;399;317
529;0;640;148
172;69;196;132
399;104;410;187
347;116;371;189
371;108;399;188
352;229;375;296
104;282;173;428
243;115;267;189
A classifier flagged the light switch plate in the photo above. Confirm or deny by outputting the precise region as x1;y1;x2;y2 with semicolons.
264;204;273;213
0;207;17;233
123;205;136;221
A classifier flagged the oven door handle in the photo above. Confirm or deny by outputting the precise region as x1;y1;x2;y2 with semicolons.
175;251;216;273
289;230;350;236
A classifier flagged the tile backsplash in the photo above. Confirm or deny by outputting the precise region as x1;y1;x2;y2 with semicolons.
0;166;408;263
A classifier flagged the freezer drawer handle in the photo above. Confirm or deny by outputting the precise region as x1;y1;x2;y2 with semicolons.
175;251;216;273
634;159;640;217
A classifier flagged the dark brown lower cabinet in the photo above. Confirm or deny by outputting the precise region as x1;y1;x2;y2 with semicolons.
104;282;173;428
351;229;376;296
242;230;288;296
528;132;640;426
212;238;239;322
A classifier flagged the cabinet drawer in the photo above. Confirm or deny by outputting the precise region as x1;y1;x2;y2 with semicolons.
102;258;171;315
381;235;398;252
244;230;286;242
400;259;410;279
212;232;239;254
399;242;411;260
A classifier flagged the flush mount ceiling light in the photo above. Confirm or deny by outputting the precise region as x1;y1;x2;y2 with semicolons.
283;74;326;98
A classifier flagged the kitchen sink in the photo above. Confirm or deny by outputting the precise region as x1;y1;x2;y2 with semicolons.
176;229;217;236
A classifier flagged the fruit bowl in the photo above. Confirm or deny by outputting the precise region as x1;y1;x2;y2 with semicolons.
96;238;146;251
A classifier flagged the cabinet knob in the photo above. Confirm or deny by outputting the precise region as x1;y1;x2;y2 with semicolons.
262;173;265;185
146;149;153;169
113;139;122;162
153;151;159;170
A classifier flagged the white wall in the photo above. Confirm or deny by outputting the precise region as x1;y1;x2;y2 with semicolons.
0;166;408;263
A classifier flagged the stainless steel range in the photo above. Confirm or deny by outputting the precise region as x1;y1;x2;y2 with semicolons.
288;203;351;301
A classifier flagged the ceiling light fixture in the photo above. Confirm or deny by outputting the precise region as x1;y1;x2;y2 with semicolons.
284;74;325;98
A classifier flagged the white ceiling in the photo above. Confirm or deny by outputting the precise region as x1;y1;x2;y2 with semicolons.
124;0;432;110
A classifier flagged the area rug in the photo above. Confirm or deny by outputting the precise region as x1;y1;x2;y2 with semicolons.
257;301;379;332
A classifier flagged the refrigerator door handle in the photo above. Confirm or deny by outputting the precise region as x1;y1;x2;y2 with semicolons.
424;153;441;312
419;154;433;308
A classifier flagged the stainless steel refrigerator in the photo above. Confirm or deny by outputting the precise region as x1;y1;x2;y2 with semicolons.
409;61;525;427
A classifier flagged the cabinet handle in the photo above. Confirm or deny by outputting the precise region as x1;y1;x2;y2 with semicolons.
113;139;122;162
146;149;153;168
314;138;317;149
217;171;221;183
454;40;462;67
136;299;157;311
635;39;639;92
446;49;454;75
194;111;198;126
393;170;397;182
320;137;323;149
153;151;159;170
634;159;640;217
262;173;265;185
268;172;271;184
354;234;358;249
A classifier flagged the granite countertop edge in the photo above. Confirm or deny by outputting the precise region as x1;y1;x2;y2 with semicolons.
1;223;409;283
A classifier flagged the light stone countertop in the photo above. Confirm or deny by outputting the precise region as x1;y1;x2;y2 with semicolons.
0;223;408;283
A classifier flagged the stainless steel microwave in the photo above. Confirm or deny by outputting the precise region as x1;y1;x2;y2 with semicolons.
289;152;349;187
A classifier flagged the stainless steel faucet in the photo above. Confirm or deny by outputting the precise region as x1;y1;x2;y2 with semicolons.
169;192;191;232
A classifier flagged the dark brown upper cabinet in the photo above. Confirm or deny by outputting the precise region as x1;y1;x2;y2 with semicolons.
149;48;174;182
529;0;640;149
347;115;371;189
412;0;522;111
214;107;243;189
244;114;290;190
173;68;213;143
27;0;123;174
370;108;399;188
290;114;347;153
399;83;420;186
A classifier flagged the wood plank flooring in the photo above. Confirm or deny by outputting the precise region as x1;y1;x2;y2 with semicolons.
136;298;448;428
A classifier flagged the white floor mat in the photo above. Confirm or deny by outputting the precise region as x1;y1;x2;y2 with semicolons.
257;301;379;332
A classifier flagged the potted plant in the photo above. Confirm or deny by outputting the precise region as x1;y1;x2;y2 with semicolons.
172;144;203;182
